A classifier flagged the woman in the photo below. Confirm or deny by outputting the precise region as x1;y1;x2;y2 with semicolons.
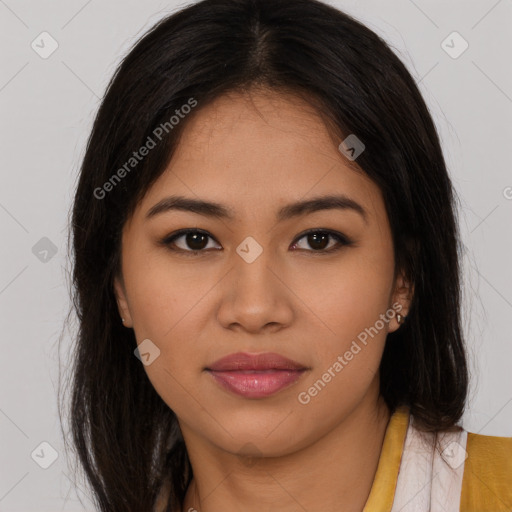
64;0;512;510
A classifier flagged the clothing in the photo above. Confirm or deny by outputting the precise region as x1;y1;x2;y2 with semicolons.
363;405;512;511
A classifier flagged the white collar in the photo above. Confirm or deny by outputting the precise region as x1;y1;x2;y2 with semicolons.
391;413;468;511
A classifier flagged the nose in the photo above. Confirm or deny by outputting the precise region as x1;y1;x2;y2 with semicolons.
216;245;294;334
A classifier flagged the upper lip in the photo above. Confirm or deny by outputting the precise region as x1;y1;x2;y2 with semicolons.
206;352;308;371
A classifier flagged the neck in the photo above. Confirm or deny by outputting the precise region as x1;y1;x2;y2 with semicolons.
180;392;392;512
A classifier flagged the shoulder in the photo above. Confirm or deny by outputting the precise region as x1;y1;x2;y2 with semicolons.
460;431;512;511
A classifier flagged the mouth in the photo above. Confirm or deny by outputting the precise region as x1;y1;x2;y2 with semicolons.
205;352;309;399
206;368;308;399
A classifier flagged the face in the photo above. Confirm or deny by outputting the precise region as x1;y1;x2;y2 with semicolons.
114;88;412;458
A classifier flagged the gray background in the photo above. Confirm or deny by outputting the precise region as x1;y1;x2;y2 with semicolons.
1;0;511;510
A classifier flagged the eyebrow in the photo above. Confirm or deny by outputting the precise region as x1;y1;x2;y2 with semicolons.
145;194;368;224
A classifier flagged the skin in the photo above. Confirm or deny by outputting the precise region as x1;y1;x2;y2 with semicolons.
114;88;413;512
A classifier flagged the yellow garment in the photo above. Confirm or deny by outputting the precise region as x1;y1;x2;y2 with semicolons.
363;405;512;511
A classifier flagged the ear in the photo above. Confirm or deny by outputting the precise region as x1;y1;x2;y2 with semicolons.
113;274;133;328
388;270;414;333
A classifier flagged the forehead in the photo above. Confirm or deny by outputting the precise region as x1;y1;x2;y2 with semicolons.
175;89;346;166
136;89;384;224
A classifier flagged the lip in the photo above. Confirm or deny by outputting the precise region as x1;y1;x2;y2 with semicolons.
205;352;309;399
206;352;307;372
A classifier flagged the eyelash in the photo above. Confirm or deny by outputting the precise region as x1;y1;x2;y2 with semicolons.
159;228;354;257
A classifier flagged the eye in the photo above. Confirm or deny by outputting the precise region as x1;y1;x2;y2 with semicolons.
159;228;353;256
159;229;221;255
290;229;353;254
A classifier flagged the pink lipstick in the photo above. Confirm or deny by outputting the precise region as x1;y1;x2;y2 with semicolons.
205;352;308;399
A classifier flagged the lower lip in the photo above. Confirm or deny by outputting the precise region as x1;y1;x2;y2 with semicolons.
206;369;307;398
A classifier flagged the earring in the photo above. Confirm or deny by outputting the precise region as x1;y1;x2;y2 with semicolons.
121;317;125;323
397;313;407;325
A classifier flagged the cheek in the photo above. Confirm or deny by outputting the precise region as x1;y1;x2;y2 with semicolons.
301;247;394;323
122;251;214;400
124;246;213;338
294;241;394;374
126;268;209;414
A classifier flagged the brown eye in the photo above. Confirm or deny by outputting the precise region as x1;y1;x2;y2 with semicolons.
160;228;353;257
290;230;352;253
180;232;209;251
306;232;330;250
161;229;221;254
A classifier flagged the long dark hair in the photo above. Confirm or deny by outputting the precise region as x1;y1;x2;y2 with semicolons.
62;0;469;510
